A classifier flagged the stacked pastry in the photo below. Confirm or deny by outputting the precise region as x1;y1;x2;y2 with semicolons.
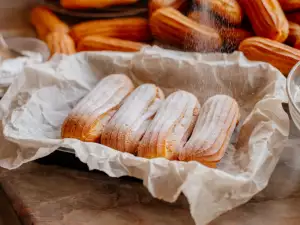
61;75;240;168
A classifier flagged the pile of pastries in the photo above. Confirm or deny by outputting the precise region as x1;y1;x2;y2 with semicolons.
61;74;240;168
30;0;300;75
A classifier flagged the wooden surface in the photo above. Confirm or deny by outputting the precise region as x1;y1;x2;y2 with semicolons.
1;150;300;225
0;187;22;225
0;163;194;225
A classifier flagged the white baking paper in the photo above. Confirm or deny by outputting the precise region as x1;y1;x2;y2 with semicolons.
0;47;289;225
0;35;44;88
0;50;43;87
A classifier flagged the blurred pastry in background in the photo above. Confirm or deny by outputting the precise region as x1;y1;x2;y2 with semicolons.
194;0;243;26
239;36;300;75
69;17;152;43
150;7;222;52
46;31;76;56
239;0;289;42
30;6;69;41
148;0;188;15
286;21;300;47
77;35;148;52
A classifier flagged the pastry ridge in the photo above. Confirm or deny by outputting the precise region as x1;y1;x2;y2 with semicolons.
101;84;165;154
179;94;240;167
137;90;200;160
61;74;134;142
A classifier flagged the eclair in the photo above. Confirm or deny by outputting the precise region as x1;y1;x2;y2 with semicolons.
61;74;134;142
179;95;240;168
101;84;165;154
137;90;200;160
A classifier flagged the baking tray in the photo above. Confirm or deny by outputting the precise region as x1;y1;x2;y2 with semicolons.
41;0;148;19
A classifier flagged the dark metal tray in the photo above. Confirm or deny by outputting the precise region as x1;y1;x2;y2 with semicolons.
41;0;148;19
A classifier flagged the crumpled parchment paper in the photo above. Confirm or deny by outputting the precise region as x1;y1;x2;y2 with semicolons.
0;36;44;89
0;47;289;225
0;50;43;88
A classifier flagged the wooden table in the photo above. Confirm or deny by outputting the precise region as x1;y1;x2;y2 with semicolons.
1;148;300;225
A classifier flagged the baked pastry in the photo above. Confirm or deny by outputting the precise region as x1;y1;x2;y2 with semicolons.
69;18;151;43
194;0;243;26
77;35;147;52
179;95;240;168
239;36;300;75
61;74;134;142
150;7;222;52
46;32;76;56
30;6;69;41
286;21;300;47
101;84;165;154
137;90;200;160
239;0;289;42
149;0;188;15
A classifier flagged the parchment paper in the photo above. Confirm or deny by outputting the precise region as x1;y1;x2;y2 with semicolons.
0;47;289;225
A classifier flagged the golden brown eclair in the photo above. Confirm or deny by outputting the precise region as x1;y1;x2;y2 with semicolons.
239;36;300;75
149;0;189;15
61;74;134;142
137;90;200;160
286;21;300;47
238;0;289;42
77;35;148;52
46;32;76;56
150;7;222;52
69;18;152;43
30;6;69;40
187;10;253;52
101;84;165;154
194;0;243;26
179;95;240;168
187;10;223;29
